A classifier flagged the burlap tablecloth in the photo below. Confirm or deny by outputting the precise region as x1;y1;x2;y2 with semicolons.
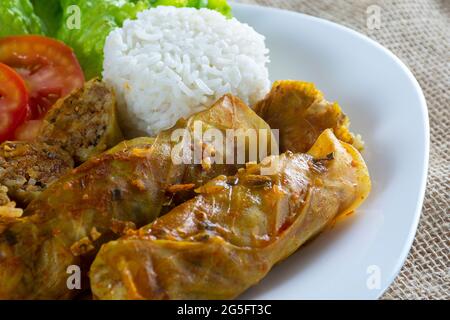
235;0;449;300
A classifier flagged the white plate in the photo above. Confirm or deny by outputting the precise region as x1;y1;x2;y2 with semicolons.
233;3;429;299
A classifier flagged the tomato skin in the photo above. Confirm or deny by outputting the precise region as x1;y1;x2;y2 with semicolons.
0;63;28;142
0;35;85;119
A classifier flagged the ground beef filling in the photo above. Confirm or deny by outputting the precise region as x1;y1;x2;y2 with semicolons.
0;141;74;206
38;79;115;163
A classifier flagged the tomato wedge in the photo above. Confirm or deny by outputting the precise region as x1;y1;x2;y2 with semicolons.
0;35;85;119
0;63;28;142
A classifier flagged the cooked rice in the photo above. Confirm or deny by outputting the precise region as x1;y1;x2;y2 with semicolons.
103;6;270;136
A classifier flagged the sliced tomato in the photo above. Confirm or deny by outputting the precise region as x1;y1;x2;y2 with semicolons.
0;35;84;119
0;63;28;142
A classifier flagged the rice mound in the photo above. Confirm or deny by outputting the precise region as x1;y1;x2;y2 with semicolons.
103;6;270;137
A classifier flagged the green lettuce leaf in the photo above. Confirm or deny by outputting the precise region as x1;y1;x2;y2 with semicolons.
154;0;232;17
0;0;44;36
31;0;62;36
189;0;232;17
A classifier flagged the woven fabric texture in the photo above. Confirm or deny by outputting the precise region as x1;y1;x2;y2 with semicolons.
235;0;450;300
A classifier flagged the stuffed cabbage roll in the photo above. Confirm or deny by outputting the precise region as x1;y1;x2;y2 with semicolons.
37;79;124;163
0;141;74;207
0;94;275;299
253;80;363;153
89;129;371;299
0;80;123;207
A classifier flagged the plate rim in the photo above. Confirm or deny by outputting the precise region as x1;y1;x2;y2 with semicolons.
232;1;430;299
